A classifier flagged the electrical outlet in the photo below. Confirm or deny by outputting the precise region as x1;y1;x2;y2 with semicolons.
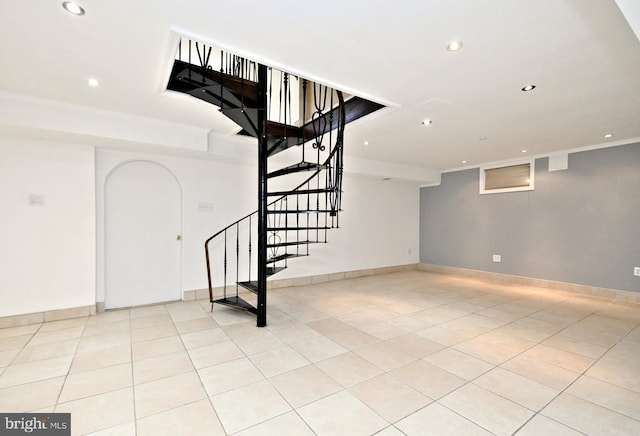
634;267;640;277
492;254;501;263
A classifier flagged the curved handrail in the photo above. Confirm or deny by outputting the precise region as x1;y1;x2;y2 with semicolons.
205;90;346;301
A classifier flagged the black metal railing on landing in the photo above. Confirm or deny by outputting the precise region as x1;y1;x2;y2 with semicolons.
175;38;308;128
169;38;347;326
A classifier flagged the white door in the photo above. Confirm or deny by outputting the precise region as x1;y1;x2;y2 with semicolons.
105;161;182;308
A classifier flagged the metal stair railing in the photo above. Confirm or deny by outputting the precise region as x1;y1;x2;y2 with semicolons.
204;104;345;310
174;37;346;323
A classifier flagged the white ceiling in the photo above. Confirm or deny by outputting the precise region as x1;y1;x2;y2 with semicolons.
1;0;639;174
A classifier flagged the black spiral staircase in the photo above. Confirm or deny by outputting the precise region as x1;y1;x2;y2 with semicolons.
167;39;383;326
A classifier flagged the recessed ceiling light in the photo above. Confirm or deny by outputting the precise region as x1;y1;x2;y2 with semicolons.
521;85;536;92
604;133;613;138
364;141;369;146
462;160;467;164
421;119;432;126
446;40;463;51
521;149;528;153
62;2;85;15
87;78;100;87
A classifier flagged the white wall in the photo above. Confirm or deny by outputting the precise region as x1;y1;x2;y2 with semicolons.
0;139;95;317
0;137;420;318
275;174;420;279
96;147;420;302
96;148;258;303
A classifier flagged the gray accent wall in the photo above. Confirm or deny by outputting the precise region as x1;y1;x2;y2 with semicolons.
420;143;640;293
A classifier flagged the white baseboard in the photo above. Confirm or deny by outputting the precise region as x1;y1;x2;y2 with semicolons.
183;264;419;301
418;263;640;304
0;305;97;329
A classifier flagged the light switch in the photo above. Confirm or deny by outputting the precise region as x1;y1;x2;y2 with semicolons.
27;194;44;206
198;201;214;212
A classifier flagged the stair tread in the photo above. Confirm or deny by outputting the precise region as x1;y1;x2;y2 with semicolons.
221;107;259;137
267;227;331;231
212;296;257;314
267;253;307;263
301;96;384;139
267;266;287;275
236;264;287;293
185;86;244;110
268;188;334;196
267;240;320;248
265;98;384;154
268;162;328;178
237;281;259;294
168;60;258;102
267;209;339;214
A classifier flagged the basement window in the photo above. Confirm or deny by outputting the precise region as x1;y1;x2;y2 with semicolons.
480;160;534;194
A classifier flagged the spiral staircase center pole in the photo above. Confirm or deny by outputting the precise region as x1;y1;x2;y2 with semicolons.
256;63;269;327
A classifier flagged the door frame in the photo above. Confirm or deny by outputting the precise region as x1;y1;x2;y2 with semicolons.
103;159;183;309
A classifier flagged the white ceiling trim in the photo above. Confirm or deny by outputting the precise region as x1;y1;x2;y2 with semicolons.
0;91;209;151
443;137;640;174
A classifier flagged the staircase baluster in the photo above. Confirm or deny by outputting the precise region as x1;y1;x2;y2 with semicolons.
195;42;202;67
278;71;283;123
327;90;334;239
283;73;287;124
205;229;213;312
307;181;312;246
301;79;307;162
268;68;273;121
296;194;300;257
205;46;212;68
240;62;245;111
248;217;252;283
282;197;289;258
282;200;286;258
188;40;192;82
223;230;228;300
236;222;240;298
337;90;345;227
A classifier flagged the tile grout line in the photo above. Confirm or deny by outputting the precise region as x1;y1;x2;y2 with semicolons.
386;287;601;435
508;306;639;434
52;317;89;410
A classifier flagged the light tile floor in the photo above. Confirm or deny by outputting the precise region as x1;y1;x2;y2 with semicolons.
1;271;639;435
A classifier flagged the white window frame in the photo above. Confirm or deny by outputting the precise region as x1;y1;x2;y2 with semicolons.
479;159;535;194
